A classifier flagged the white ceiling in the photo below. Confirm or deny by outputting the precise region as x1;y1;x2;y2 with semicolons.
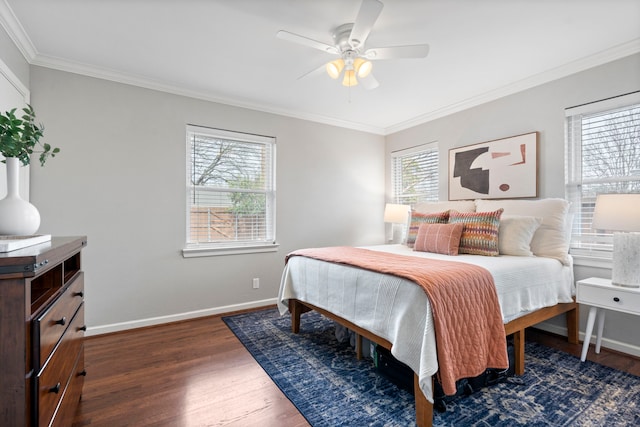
2;0;639;135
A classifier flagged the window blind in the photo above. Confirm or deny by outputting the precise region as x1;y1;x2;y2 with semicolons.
391;142;439;205
565;91;640;257
186;125;276;248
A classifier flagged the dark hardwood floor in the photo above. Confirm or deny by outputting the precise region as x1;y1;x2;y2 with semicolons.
72;307;639;426
72;308;309;427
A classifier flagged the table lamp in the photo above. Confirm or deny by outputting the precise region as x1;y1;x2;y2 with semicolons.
384;203;410;243
592;194;640;288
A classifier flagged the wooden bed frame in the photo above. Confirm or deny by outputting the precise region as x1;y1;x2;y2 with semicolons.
288;298;579;427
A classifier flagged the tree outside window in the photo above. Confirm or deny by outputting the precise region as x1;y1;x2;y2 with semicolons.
186;126;275;248
565;93;640;255
391;143;439;205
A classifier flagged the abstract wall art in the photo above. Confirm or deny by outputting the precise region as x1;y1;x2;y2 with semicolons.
449;132;538;200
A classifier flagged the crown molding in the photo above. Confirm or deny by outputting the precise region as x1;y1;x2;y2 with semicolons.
29;52;386;135
28;37;640;137
0;0;37;61
385;38;640;135
0;56;29;101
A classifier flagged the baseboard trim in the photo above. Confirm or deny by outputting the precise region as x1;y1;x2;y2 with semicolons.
87;304;640;359
534;321;640;358
86;298;278;336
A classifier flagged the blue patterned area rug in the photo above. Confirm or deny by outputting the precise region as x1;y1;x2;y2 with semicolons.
222;308;640;426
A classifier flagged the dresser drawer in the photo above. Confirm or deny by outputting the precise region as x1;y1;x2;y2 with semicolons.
35;272;84;368
577;282;640;315
36;303;85;427
50;347;85;427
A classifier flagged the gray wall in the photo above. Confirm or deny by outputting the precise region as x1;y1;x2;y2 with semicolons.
386;53;640;356
28;67;385;332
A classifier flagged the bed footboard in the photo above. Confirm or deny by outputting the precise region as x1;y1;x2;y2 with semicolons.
287;298;578;427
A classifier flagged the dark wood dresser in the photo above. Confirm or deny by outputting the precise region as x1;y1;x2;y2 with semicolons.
0;236;87;427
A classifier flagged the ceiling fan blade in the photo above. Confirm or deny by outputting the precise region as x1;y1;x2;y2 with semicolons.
364;44;430;60
296;62;329;81
359;73;379;90
277;30;339;54
349;0;384;49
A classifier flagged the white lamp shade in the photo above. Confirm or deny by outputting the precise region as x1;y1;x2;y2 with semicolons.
353;58;372;78
592;194;640;232
342;69;358;87
384;203;409;224
326;59;344;79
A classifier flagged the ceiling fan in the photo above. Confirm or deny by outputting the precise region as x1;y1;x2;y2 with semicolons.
276;0;429;90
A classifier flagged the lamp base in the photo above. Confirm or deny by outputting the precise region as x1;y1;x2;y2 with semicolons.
612;232;640;288
611;282;640;288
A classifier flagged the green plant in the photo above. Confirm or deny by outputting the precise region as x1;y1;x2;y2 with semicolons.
0;104;59;166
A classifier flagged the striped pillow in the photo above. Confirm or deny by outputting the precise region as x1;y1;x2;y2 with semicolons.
448;209;504;256
406;210;449;248
414;223;464;255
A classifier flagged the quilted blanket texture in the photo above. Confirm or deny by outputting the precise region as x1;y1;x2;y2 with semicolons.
286;246;509;395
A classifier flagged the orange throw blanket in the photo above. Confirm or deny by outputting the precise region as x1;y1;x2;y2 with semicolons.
286;246;508;395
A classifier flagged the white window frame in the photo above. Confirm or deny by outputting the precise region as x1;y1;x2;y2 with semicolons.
183;125;277;257
565;91;640;267
391;141;439;205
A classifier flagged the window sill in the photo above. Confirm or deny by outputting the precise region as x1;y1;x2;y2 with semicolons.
182;243;279;258
571;253;613;269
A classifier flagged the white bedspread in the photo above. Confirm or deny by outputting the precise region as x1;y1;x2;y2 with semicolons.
277;244;574;403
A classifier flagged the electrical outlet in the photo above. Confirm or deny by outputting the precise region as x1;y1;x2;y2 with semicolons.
252;278;260;289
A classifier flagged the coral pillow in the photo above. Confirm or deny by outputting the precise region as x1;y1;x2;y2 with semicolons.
448;209;504;256
406;210;449;248
414;223;464;255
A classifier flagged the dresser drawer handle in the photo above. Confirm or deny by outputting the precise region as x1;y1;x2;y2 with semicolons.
54;317;67;326
49;383;61;394
78;325;87;332
79;370;87;377
73;291;84;298
613;297;621;302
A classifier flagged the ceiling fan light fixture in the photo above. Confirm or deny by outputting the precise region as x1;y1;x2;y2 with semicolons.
353;57;372;78
277;0;429;91
342;69;358;87
326;59;344;79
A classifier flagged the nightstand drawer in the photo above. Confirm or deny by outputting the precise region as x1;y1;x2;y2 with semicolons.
577;282;640;315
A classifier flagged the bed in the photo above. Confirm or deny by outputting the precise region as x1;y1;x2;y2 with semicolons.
277;198;579;427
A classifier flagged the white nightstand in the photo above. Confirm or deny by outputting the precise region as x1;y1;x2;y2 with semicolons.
576;277;640;361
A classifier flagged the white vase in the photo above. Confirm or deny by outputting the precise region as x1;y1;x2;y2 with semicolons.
0;157;40;235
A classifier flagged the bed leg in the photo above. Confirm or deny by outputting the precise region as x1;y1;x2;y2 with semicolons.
414;374;433;427
289;300;302;333
566;305;579;345
355;333;363;360
513;329;525;376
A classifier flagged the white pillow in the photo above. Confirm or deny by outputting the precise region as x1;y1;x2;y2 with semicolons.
498;215;542;256
475;198;571;265
413;200;475;214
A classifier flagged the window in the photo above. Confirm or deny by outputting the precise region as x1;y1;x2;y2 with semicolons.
184;125;276;256
391;142;439;205
565;91;640;259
